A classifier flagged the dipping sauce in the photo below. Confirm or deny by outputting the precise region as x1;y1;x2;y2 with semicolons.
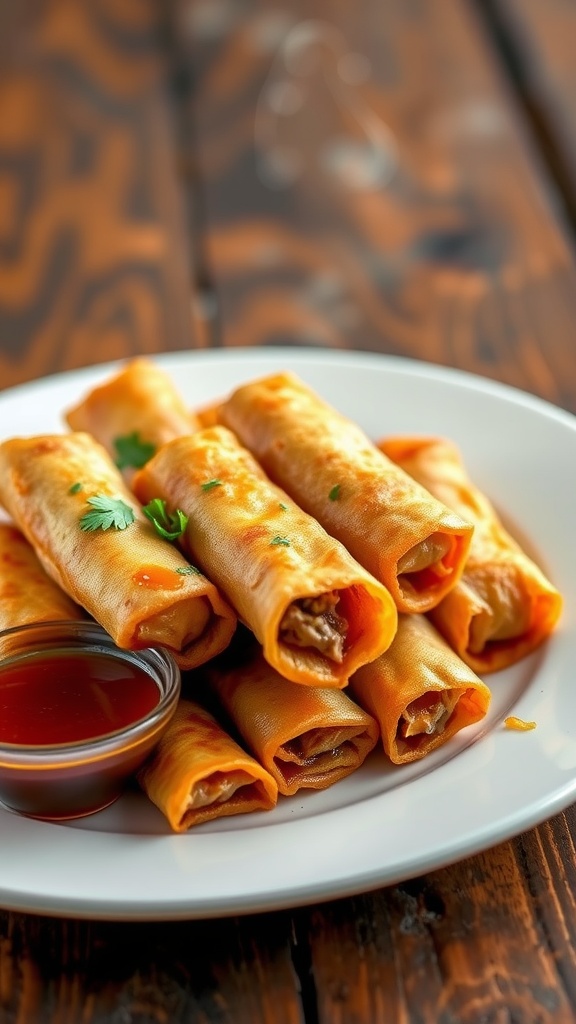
0;650;161;745
0;620;181;820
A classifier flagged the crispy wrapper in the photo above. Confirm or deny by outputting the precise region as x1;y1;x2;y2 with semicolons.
206;634;379;795
349;614;491;764
218;372;473;613
380;437;563;672
138;699;278;831
0;521;83;630
65;358;197;481
133;426;397;688
0;433;236;669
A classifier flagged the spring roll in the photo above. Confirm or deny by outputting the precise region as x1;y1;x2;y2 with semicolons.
349;614;491;764
217;372;473;613
0;521;83;629
133;425;398;688
138;699;278;831
0;433;237;669
206;633;379;795
379;437;562;672
65;358;198;481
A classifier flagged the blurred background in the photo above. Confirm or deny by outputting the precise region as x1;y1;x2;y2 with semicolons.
1;0;575;400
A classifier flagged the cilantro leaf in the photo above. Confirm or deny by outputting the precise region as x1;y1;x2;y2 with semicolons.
328;484;341;501
201;479;222;492
142;498;189;541
69;482;83;494
270;535;290;547
176;565;202;576
80;495;136;532
113;432;156;471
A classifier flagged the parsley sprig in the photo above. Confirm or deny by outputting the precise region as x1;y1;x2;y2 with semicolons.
114;432;156;471
142;498;189;541
80;495;136;532
176;565;202;576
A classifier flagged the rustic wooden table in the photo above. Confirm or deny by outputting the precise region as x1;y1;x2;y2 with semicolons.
1;0;576;1020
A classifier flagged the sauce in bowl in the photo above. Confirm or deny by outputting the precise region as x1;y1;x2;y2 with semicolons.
0;621;181;820
0;650;161;745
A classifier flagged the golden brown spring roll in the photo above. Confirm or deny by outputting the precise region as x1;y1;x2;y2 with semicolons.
133;425;398;688
217;372;473;613
379;437;563;673
138;699;278;832
65;358;198;481
0;521;83;629
206;635;379;795
349;614;491;764
0;433;237;669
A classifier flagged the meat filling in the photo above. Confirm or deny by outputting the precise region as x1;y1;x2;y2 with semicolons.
400;691;460;738
185;769;254;810
279;592;348;662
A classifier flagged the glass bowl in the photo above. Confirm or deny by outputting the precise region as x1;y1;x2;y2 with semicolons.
0;620;181;820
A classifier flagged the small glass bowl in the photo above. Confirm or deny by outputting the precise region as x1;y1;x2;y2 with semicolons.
0;620;181;821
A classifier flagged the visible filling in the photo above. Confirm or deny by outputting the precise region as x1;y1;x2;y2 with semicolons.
136;597;211;652
282;727;357;762
185;769;254;810
467;572;531;654
397;533;452;577
279;592;348;662
400;691;460;739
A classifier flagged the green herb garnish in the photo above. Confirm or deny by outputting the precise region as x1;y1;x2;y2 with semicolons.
201;479;222;492
80;495;136;532
113;432;156;471
69;482;83;494
278;502;288;511
270;536;290;547
328;484;341;501
142;498;189;541
176;565;202;576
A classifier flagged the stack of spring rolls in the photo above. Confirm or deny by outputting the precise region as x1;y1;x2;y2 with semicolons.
0;359;562;832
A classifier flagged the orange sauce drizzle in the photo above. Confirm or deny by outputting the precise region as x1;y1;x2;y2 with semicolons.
504;716;537;732
132;565;184;591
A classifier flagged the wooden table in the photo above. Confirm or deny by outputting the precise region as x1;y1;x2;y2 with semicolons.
1;0;576;1019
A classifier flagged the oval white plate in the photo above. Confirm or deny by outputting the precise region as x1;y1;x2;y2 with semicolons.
0;348;574;921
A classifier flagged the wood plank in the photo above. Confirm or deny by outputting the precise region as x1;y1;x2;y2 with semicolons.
304;826;576;1022
0;910;306;1024
0;0;199;392
485;0;576;223
174;0;576;410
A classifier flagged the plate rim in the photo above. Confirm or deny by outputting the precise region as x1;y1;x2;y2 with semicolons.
0;346;574;921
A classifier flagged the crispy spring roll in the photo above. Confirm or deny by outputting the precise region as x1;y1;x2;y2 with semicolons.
379;437;562;672
133;426;397;688
65;358;198;481
349;614;491;764
217;372;473;613
138;699;278;832
206;634;379;795
0;521;83;629
0;433;236;669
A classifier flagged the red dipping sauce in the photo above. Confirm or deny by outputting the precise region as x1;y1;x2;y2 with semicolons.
0;650;160;745
0;621;181;821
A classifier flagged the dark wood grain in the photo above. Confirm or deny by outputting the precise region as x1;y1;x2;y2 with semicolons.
0;0;199;393
0;910;305;1024
306;835;576;1023
174;0;576;411
485;0;576;228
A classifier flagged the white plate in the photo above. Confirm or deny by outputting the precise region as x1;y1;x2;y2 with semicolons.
0;348;574;921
